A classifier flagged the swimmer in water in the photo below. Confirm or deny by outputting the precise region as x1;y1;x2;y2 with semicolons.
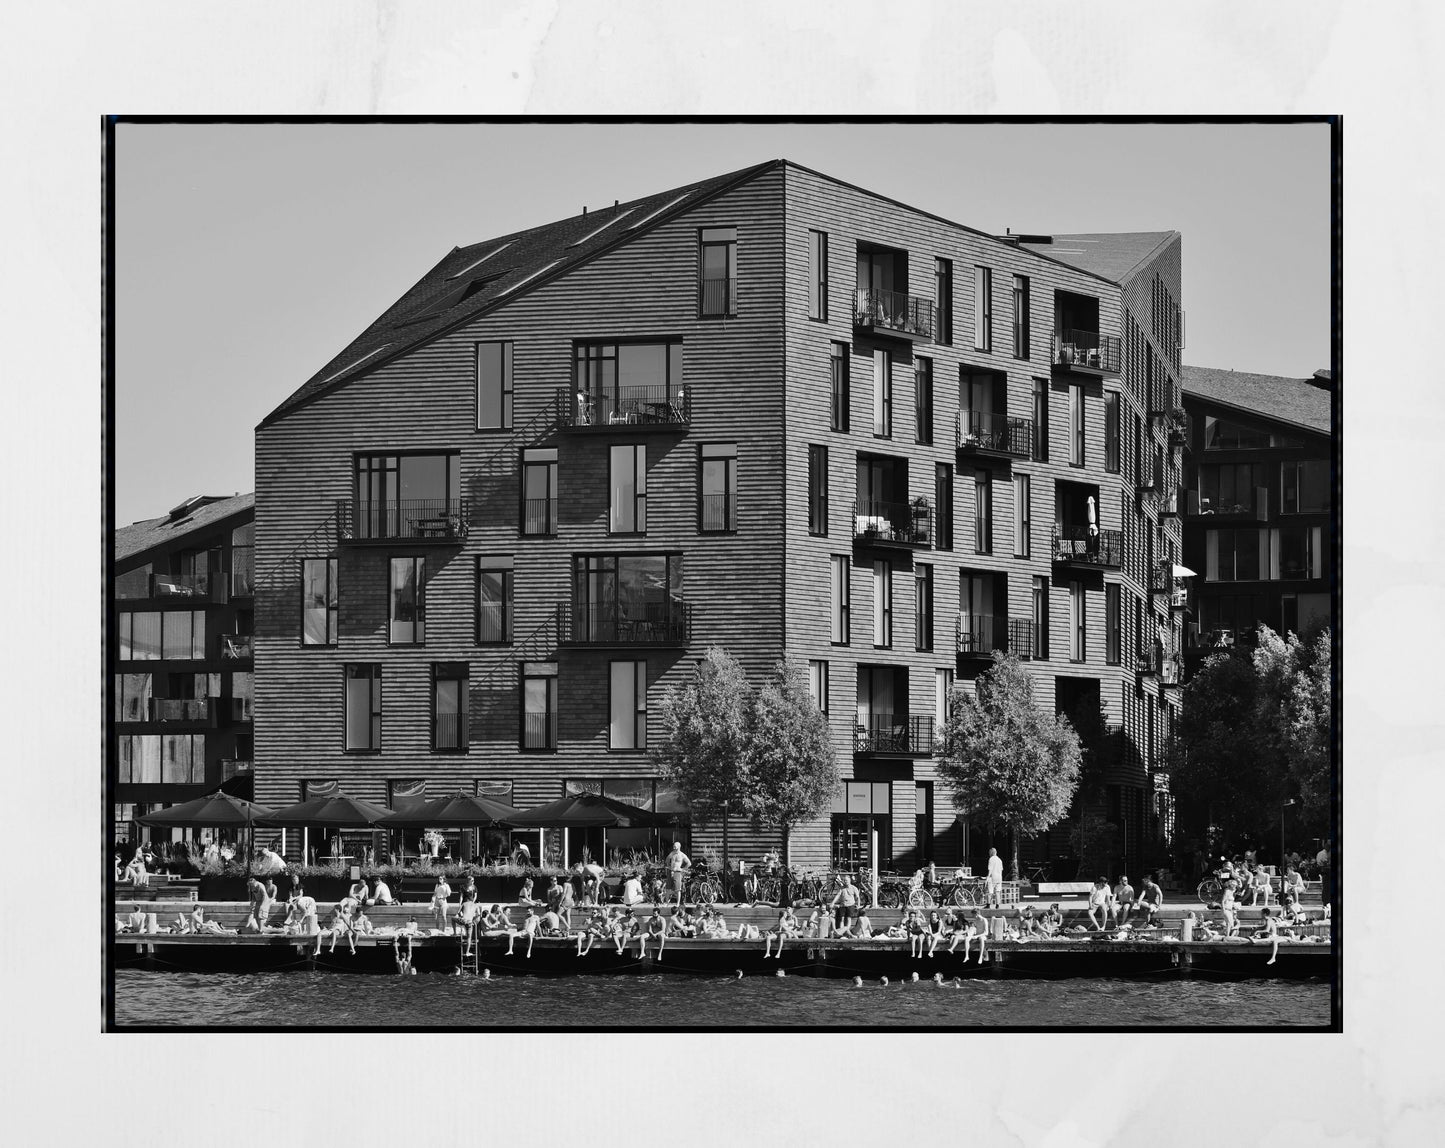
880;976;889;986
853;976;863;987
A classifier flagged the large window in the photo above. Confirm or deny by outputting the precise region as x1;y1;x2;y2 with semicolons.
1012;274;1030;359
1276;524;1324;580
1069;384;1085;467
388;556;425;644
934;668;953;733
915;563;933;652
1206;528;1264;581
433;663;469;752
699;227;737;317
699;443;738;532
609;661;648;750
1013;473;1031;558
475;341;513;430
830;555;850;645
974;471;992;555
1105;583;1121;665
934;463;953;550
1197;463;1264;516
1104;391;1120;473
973;266;992;351
301;558;338;646
521;447;559;536
522;662;558;751
575;341;684;425
118;733;204;785
477;557;513;644
830;781;891;870
1069;582;1087;662
830;342;850;432
872;560;892;648
935;257;953;345
610;444;647;534
354;453;462;539
118;611;206;661
872;348;892;438
571;554;685;641
1203;415;1304;451
1033;378;1049;462
808;230;829;321
1032;575;1050;659
809;660;829;715
115;673;152;722
914;356;933;445
344;664;382;752
808;445;829;536
1281;460;1330;514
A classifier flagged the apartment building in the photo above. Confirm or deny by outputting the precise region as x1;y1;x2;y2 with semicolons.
1178;365;1334;661
253;159;1184;876
112;493;255;844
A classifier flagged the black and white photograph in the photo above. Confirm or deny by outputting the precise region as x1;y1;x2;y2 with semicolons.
103;119;1339;1031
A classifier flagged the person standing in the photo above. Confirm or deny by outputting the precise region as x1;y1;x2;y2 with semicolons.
666;841;692;909
831;873;860;932
985;848;1004;909
430;874;453;933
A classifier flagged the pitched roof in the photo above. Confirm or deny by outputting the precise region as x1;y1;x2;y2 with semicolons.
259;160;781;427
1181;365;1331;436
115;493;254;564
1018;232;1178;284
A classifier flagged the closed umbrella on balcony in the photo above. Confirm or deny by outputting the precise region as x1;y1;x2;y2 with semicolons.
1171;563;1197;579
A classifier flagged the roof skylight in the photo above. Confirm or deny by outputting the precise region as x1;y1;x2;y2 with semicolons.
569;208;637;247
448;242;513;279
627;192;692;229
320;343;391;384
496;260;562;297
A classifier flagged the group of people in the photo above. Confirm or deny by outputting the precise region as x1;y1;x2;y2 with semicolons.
1084;874;1166;931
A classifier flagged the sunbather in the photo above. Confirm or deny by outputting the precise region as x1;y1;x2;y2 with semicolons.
323;904;356;955
188;906;235;936
576;909;608;956
925;910;946;956
906;910;929;958
645;908;669;959
517;907;541;958
956;910;988;963
1251;906;1283;964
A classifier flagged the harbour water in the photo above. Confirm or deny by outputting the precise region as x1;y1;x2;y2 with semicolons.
114;969;1332;1028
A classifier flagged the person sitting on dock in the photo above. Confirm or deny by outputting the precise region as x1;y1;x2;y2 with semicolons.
644;907;669;959
763;907;800;958
284;886;319;936
540;908;566;940
323;903;357;955
352;906;375;936
855;908;875;939
575;909;609;956
904;909;929;958
1220;879;1241;937
518;907;542;958
1086;878;1114;931
188;905;236;936
1133;875;1163;926
1111;876;1135;927
456;892;483;954
1041;904;1064;936
953;910;988;962
348;876;370;904
620;872;645;907
1251;906;1284;964
670;905;698;938
124;848;150;888
516;877;540;906
368;875;395;906
430;876;453;934
1282;865;1305;904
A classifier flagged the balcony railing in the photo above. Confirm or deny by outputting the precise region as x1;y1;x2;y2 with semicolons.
522;712;558;751
433;712;468;751
221;759;252;781
854;287;934;341
1052;329;1121;375
1149;562;1172;593
522;497;559;536
956;614;1036;660
558;601;691;646
231;545;255;598
116;570;227;602
700;493;736;532
1187;487;1268;520
1137;646;1183;684
1051;526;1124;569
150;698;210;723
557;385;691;430
700;275;736;317
477;602;511;644
219;633;253;661
336;498;470;543
853;497;932;549
853;713;935;757
955;411;1033;459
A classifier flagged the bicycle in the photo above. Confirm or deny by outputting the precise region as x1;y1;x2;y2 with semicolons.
684;870;720;906
1196;876;1225;906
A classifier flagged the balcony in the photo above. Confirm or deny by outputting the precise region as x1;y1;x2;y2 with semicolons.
1186;488;1268;521
115;570;228;603
853;497;932;550
1051;526;1123;570
956;411;1033;461
149;698;211;724
1137;646;1183;686
853;713;935;758
336;498;470;545
215;696;253;724
1051;330;1121;376
219;633;253;662
956;614;1035;661
853;287;934;343
221;759;252;781
556;385;691;431
557;601;691;647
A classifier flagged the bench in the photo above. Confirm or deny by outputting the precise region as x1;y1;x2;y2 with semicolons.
1037;882;1094;896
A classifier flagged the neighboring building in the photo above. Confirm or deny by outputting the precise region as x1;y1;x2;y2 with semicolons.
253;160;1184;877
112;494;255;846
1178;365;1334;660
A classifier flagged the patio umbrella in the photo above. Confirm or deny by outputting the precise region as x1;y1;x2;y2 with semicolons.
506;791;668;828
377;791;521;828
138;790;273;871
254;792;393;827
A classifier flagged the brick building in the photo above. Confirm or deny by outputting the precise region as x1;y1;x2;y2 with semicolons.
253;160;1185;876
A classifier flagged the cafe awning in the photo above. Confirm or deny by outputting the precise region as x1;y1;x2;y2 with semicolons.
378;791;521;829
137;790;272;827
254;792;393;828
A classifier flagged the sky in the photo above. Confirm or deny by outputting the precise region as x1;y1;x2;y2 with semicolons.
114;121;1331;525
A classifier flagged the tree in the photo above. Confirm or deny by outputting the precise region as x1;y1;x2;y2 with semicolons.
937;653;1082;880
1061;695;1118;878
650;646;753;818
1254;624;1332;827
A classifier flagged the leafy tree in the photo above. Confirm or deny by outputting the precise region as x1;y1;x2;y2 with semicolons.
937;653;1082;880
1254;625;1332;827
1061;696;1118;877
650;646;753;817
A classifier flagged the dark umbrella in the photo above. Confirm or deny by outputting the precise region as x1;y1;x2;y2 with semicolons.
506;791;668;828
378;791;521;828
255;792;394;866
138;790;273;873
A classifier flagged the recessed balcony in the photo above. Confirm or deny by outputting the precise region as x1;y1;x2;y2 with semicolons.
114;570;229;603
1186;487;1268;521
853;713;935;758
956;614;1036;662
221;759;252;781
556;385;690;431
1137;646;1183;686
853;497;932;551
1051;330;1121;377
956;411;1033;461
336;499;471;545
219;633;253;662
556;601;691;647
853;287;934;343
149;698;211;724
1051;526;1123;570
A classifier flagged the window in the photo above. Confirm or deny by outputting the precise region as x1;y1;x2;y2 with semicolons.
1281;592;1330;636
521;447;558;536
916;782;935;864
1032;575;1049;659
698;443;738;532
699;227;737;317
973;266;992;351
872;348;892;437
914;356;933;445
915;563;933;652
344;664;382;752
433;663;469;751
388;557;425;644
118;734;204;785
1275;525;1324;580
873;561;892;648
934;463;953;550
575;341;684;425
1012;274;1030;359
1104;392;1120;473
934;668;953;732
1281;460;1330;514
232;672;254;722
477;557;513;644
609;661;648;750
829;342;850;432
808;230;829;321
354;453;462;540
935;258;953;345
475;341;513;430
1069;384;1084;467
301;558;338;646
1033;378;1049;462
1105;583;1121;665
808;660;829;715
118;611;206;661
1013;473;1031;558
1203;415;1269;451
830;780;892;870
1198;463;1264;515
1206;528;1264;581
974;471;992;555
115;673;152;722
522;662;558;751
830;555;850;645
1069;582;1086;662
808;445;829;536
609;444;647;534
